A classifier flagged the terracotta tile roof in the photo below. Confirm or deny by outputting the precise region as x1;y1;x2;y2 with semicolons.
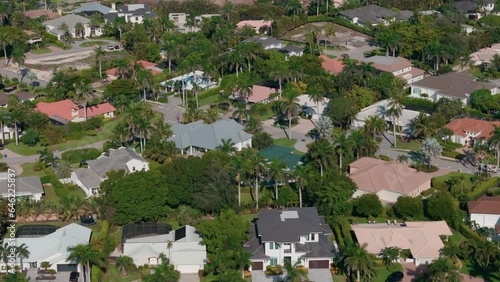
468;196;500;214
348;157;433;196
24;9;61;20
247;85;277;103
319;55;344;75
444;117;500;139
236;20;272;30
363;56;413;73
106;60;162;76
35;99;115;122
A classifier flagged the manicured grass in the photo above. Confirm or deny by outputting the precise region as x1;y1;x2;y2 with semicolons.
372;263;403;282
258;112;275;121
431;172;474;191
43;184;59;202
199;95;220;107
242;213;257;223
101;265;142;282
19;163;49;177
30;48;52;54
6;118;119;156
274;138;297;148
449;230;467;245
326;54;337;59
80;40;108;47
394;138;420;151
201;274;251;281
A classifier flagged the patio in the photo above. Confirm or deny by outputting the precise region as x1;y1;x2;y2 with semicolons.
26;269;83;282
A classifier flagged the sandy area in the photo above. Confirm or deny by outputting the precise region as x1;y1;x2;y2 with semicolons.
25;49;95;65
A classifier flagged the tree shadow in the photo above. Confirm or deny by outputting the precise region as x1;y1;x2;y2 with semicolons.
403;264;428;281
460;149;477;168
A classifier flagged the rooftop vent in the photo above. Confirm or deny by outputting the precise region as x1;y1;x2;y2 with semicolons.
280;211;299;221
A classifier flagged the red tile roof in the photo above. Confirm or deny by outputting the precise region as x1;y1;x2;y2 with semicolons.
24;9;61;20
106;60;162;76
319;55;344;75
248;85;277;103
468;196;500;214
444;117;500;139
35;99;115;121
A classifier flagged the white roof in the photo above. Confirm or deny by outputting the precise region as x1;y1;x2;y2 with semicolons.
5;224;92;265
354;99;424;128
297;95;330;116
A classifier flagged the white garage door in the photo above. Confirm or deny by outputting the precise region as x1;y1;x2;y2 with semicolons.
176;264;202;274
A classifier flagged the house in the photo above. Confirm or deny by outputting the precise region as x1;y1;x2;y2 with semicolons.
246;85;278;104
351;221;453;266
24;30;43;44
339;5;398;26
237;20;272;34
2;223;91;273
348;157;437;203
469;43;500;67
297;94;329;121
468;196;500;233
0;91;36;108
161;70;216;92
319;55;345;75
24;9;61;20
361;56;424;84
168;120;253;155
243;36;284;50
169;13;220;33
35;99;115;124
72;3;116;16
104;3;156;24
409;72;498;105
443;116;500;146
123;225;207;273
71;147;149;196
452;0;495;20
43;15;102;39
352;99;424;131
0;124;18;140
0;174;44;201
106;60;163;80
279;45;304;58
244;207;335;271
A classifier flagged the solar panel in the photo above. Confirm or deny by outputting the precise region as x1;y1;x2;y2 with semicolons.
175;226;186;241
122;223;172;245
16;225;58;238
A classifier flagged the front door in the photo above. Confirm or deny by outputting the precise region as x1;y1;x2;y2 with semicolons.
284;257;291;265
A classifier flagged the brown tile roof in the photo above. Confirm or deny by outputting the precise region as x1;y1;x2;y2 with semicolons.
410;72;497;99
396;67;425;80
468;196;500;214
319;55;344;75
24;9;61;20
348;157;433;196
248;85;277;103
15;91;36;101
364;56;412;73
444;117;500;139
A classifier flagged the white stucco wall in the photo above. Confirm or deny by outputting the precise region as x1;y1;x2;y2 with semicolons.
470;213;500;228
125;159;149;173
70;171;92;197
376;190;404;203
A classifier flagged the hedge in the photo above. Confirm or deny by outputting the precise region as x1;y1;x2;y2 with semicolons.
91;265;101;282
467;177;499;200
403;97;435;113
61;148;101;163
458;222;484;241
431;178;447;191
338;217;353;244
331;219;345;249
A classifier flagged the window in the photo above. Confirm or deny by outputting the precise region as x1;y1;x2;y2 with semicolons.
275;243;279;249
269;242;274;249
135;17;139;21
132;166;136;171
412;87;421;95
270;258;278;266
297;257;302;264
310;233;315;241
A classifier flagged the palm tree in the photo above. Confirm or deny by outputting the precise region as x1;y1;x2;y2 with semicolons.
115;256;134;276
113;121;130;146
8;109;22;146
115;58;130;79
75;22;84;38
284;261;308;282
305;139;334;177
95;46;105;80
139;70;153;101
244;149;266;210
267;159;287;201
332;131;350;172
474;240;498;270
233;155;245;207
11;46;26;72
167;241;173;262
396;155;409;164
387;96;403;148
279;87;301;140
292;165;308;208
440;242;460;263
308;91;324;118
488;125;500;168
426;41;443;73
428;257;462;282
380;247;400;269
67;244;103;282
74;80;95;121
16;243;30;272
0;110;10;144
363;116;386;141
232;102;249;124
343;243;376;282
151;119;172;140
217;138;236;154
410;112;437;140
0;242;12;272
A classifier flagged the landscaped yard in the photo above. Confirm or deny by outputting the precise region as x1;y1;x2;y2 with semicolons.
19;163;49;177
274;138;297;148
101;265;143;282
372;263;403;282
395;138;420;151
199;95;220;107
200;274;251;282
80;40;108;47
431;172;473;191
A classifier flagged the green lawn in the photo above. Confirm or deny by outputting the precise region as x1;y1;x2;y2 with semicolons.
30;48;52;54
7;118;119;156
395;138;420;151
80;40;108;47
258;112;275;121
101;265;143;282
372;263;403;282
449;230;467;245
43;184;59;202
431;172;473;191
326;54;337;59
19;163;49;177
274;138;297;148
199;95;220;107
200;274;251;282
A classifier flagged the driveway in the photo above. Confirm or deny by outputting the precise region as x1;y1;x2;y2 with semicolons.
251;271;285;282
323;44;378;61
262;118;314;153
148;96;184;123
307;269;333;282
26;269;83;282
180;274;200;282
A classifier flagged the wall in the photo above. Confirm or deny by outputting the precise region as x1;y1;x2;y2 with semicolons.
125;159;149;173
376;190;404;203
70;171;92;197
470;213;500;228
264;241;306;266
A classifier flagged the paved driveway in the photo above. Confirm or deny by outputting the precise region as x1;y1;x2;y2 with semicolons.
180;273;200;282
251;271;284;282
323;44;378;61
149;96;184;123
307;269;333;282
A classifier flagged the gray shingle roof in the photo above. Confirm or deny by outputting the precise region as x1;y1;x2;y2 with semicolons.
244;223;270;260
396;10;414;21
168;120;253;151
453;1;477;13
0;175;44;197
73;3;114;14
243;36;282;48
86;148;147;178
74;168;102;189
43;15;90;36
255;207;325;242
340;4;397;24
300;234;336;258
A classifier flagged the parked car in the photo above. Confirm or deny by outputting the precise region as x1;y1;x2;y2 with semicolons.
4;85;17;92
386;271;404;282
107;44;120;50
31;81;40;87
69;271;79;282
0;143;4;150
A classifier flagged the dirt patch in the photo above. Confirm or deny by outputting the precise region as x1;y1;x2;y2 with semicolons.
281;22;371;46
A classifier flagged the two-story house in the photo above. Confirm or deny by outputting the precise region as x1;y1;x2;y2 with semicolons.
244;207;335;271
43;15;102;39
443;116;500;146
71;147;149;196
104;4;156;24
362;56;424;84
452;0;495;20
409;71;498;105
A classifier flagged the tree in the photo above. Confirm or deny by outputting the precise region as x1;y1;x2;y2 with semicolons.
363;116;386;141
268;51;289;92
11;46;25;72
74;80;95;122
410;113;437;139
138;69;153;101
0;110;9;144
394;196;423;220
428;257;462;282
387;96;403;148
267;159;287;201
284;261;308;282
305;139;334;177
232;156;245;207
332;131;351;172
67;244;103;282
292;165;308;208
95;46;105;80
143;259;180;282
116;256;134;276
420;137;443;169
353;194;383;218
217;138;236;154
342;243;376;282
474;240;498;270
315;116;333;138
308;90;324;118
0;242;13;272
244;149;266;210
396;155;409;164
488;125;500;169
232;102;249;124
75;22;84;38
380;247;400;269
279;84;301;140
425;192;462;227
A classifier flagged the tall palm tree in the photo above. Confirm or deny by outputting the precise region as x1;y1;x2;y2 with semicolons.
244;149;266;210
115;256;134;276
292;165;308;208
0;242;12;272
428;257;462;282
410;112;437;140
305;139;334;177
9;109;22;146
343;243;376;282
75;22;84;38
0;110;10;144
474;240;498;270
11;46;26;72
232;102;249;124
308;91;324;118
67;244;103;282
74;80;95;122
279;87;301;140
332;131;350;172
426;41;443;73
113;121;130;146
488;125;500;168
217;138;236;154
284;261;308;282
387;96;403;148
15;243;30;271
139;69;153;101
267;159;287;201
95;45;105;80
363;116;386;141
151;119;172;140
233;155;245;207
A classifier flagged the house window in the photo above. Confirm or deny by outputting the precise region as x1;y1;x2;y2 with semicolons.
297;257;302;264
275;243;279;249
310;233;315;241
269;242;273;249
270;258;278;266
135;17;139;21
412;87;421;95
132;166;136;171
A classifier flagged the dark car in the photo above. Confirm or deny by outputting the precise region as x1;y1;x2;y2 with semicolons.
386;271;404;282
69;271;79;282
0;143;4;150
31;81;40;87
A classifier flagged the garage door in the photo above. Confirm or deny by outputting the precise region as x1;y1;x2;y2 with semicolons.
57;264;78;272
252;261;263;270
308;260;330;269
176;264;202;274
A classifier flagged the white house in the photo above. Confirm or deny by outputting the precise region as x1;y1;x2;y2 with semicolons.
443;117;500;146
297;94;329;121
0;174;44;201
361;56;424;85
409;72;498;105
452;0;495;20
244;208;335;271
104;3;156;24
168;120;253;155
123;225;207;274
43;15;102;39
169;13;219;33
468;196;500;233
71;147;149;196
243;36;284;50
2;223;91;273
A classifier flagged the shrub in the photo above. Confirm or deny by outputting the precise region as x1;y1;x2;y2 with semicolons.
412;163;438;172
265;265;283;275
91;265;101;282
20;128;39;146
329;217;345;249
61;148;101;163
40;175;52;184
353;194;383;217
378;154;391;161
441;151;465;160
11;77;18;83
467;177;499;200
403;97;435;113
421;187;436;196
0;163;8;172
338;217;353;244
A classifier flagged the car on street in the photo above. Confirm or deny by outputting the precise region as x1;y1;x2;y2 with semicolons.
107;44;120;50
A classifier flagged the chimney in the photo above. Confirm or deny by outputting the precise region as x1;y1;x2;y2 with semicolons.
111;3;116;10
